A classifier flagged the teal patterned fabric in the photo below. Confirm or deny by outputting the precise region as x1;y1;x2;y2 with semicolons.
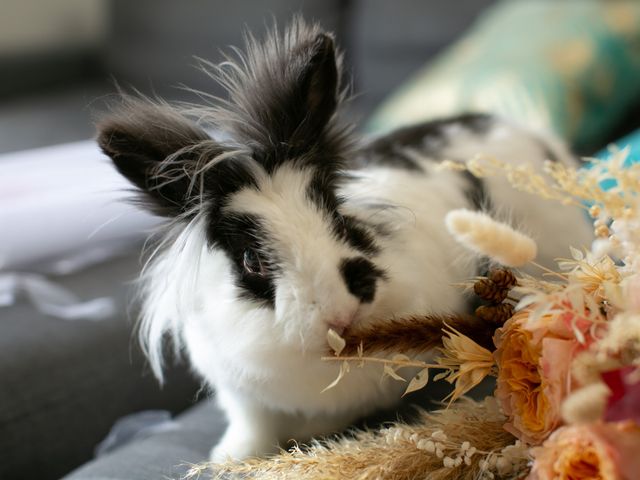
596;129;640;165
368;0;640;153
594;128;640;191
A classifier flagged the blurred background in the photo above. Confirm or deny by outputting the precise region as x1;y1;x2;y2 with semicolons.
2;1;640;479
0;0;495;153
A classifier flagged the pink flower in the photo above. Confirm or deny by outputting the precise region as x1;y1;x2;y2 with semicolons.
528;421;640;480
494;310;591;444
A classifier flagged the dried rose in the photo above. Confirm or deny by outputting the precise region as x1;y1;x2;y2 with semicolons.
494;310;589;444
528;421;640;480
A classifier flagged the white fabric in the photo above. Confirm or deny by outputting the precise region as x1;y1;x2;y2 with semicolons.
0;140;161;273
0;272;116;320
0;140;161;319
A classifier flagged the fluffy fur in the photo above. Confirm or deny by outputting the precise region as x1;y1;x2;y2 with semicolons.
97;18;592;461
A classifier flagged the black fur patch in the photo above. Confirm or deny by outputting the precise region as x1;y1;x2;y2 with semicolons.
97;101;214;217
208;214;277;306
462;171;488;211
535;139;559;163
335;215;379;255
202;18;353;177
306;171;379;255
203;158;260;217
340;257;386;303
307;171;342;214
357;113;494;171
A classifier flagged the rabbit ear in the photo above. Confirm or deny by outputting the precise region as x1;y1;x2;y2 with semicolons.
97;102;217;217
294;33;338;141
209;21;349;170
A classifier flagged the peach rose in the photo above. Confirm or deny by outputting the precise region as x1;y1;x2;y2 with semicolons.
528;421;640;480
494;310;586;444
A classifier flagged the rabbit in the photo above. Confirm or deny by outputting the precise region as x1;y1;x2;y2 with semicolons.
97;19;592;461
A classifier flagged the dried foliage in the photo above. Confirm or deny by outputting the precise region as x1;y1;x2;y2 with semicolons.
445;209;537;267
488;269;518;289
191;399;526;480
442;147;640;271
471;268;518;326
475;304;515;325
435;326;496;404
340;314;496;356
325;324;496;402
474;279;510;303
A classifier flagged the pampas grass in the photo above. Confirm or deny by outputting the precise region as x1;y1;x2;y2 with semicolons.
445;209;537;267
190;399;526;480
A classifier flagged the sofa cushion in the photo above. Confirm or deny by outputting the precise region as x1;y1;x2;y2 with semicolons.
62;401;225;480
367;0;640;154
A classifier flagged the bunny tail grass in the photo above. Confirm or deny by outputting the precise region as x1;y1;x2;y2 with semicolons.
194;399;521;480
445;209;537;267
341;314;496;356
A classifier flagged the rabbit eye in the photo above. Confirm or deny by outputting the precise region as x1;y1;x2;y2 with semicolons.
243;248;265;276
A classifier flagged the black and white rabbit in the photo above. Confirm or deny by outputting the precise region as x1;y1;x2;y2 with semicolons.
97;19;592;460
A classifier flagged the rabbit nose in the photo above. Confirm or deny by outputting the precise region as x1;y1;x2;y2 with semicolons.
340;257;385;303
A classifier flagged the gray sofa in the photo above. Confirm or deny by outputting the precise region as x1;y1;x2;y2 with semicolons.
0;0;492;155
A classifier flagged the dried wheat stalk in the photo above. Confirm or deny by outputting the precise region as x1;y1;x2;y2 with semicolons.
340;314;496;356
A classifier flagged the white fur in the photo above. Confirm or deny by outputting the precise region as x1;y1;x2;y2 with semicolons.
140;119;592;460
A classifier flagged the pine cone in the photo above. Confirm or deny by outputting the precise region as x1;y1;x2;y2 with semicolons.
475;303;514;324
488;268;517;289
473;279;509;303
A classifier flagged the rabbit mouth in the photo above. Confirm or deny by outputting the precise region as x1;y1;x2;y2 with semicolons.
326;312;358;336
